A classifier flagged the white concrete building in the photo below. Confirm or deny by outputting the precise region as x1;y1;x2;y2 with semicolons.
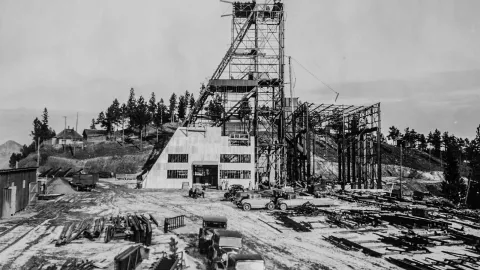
141;127;254;189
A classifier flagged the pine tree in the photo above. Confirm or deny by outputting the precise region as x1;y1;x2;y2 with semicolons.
442;135;466;204
428;129;442;157
387;126;401;145
89;119;95;129
189;94;195;109
135;95;149;134
148;92;157;125
168;93;177;122
177;95;187;120
9;153;22;168
418;134;427;151
205;94;225;122
127;88;137;128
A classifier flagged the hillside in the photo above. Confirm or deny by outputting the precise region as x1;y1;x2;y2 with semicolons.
18;123;179;174
0;140;22;169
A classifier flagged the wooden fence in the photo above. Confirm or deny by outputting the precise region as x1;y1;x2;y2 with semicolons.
164;215;186;233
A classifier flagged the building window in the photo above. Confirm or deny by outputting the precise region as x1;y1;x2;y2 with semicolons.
168;154;188;163
229;133;250;146
220;170;251;179
220;154;251;163
167;170;188;179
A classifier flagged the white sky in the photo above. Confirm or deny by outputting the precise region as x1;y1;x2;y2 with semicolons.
1;0;480;145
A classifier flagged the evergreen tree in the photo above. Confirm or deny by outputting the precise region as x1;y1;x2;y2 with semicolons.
467;125;480;208
442;135;466;204
387;126;401;144
90;118;96;129
205;94;225;122
9;153;23;168
127;88;137;128
135;95;149;134
168;93;177;122
189;94;195;109
177;95;187;120
428;129;442;157
148;92;157;125
418;134;427;151
39;108;55;142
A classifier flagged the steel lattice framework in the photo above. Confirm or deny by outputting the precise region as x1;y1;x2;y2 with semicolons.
288;102;382;189
183;0;287;186
182;0;382;189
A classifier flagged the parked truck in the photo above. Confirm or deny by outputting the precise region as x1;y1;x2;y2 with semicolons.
71;173;98;191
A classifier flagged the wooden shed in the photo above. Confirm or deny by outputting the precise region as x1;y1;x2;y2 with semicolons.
83;129;108;143
0;167;38;218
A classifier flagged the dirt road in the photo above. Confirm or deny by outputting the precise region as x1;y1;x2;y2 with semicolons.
0;179;402;270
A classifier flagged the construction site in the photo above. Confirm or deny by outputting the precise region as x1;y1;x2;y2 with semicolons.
1;1;480;270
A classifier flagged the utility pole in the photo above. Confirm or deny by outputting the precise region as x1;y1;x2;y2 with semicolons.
37;137;40;167
63;116;67;152
397;139;404;199
400;143;402;198
122;114;125;148
465;168;472;206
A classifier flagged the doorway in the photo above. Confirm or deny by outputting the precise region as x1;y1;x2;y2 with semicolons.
193;165;218;187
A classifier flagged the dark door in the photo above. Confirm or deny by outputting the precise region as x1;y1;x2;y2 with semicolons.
193;165;218;187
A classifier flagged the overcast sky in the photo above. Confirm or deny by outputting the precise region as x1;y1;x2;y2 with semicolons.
1;0;479;145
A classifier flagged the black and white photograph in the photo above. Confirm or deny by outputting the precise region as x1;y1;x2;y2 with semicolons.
0;0;480;269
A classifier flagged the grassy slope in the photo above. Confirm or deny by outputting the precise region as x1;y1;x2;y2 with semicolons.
19;123;179;174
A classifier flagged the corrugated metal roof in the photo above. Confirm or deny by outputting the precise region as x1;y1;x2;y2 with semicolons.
83;129;108;136
0;167;38;174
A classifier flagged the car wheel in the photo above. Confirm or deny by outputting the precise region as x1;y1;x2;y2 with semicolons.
243;203;251;211
266;202;274;210
279;203;287;211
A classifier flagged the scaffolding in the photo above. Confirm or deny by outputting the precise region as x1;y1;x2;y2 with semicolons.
182;0;382;189
288;102;382;189
183;0;287;186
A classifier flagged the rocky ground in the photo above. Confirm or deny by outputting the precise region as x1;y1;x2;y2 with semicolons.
0;178;477;270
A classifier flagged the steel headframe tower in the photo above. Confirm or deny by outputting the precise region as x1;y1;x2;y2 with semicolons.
183;0;286;187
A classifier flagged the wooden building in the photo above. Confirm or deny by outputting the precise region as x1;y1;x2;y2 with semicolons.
83;129;108;143
52;128;83;145
0;167;37;218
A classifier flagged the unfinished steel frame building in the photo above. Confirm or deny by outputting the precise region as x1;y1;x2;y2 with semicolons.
289;103;382;189
181;0;382;189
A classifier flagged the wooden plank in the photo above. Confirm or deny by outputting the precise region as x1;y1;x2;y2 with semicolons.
258;219;283;233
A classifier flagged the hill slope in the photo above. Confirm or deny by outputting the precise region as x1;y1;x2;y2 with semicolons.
0;140;22;169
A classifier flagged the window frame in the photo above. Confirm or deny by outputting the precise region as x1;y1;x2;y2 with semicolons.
220;154;251;163
219;170;251;179
168;154;189;163
167;170;188;179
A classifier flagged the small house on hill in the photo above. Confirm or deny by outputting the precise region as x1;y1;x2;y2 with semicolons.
52;128;83;145
83;129;107;143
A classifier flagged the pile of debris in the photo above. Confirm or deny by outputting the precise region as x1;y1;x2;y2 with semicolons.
56;213;158;247
42;259;95;270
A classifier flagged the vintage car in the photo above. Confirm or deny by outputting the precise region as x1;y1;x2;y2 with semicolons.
238;193;274;211
276;194;337;210
213;253;265;270
232;191;254;204
207;230;243;266
224;185;245;200
189;183;205;198
198;216;228;254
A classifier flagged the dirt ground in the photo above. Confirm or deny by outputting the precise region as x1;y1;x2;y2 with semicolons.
0;178;477;270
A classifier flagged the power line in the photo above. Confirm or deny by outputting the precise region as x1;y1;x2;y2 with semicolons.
290;57;340;102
